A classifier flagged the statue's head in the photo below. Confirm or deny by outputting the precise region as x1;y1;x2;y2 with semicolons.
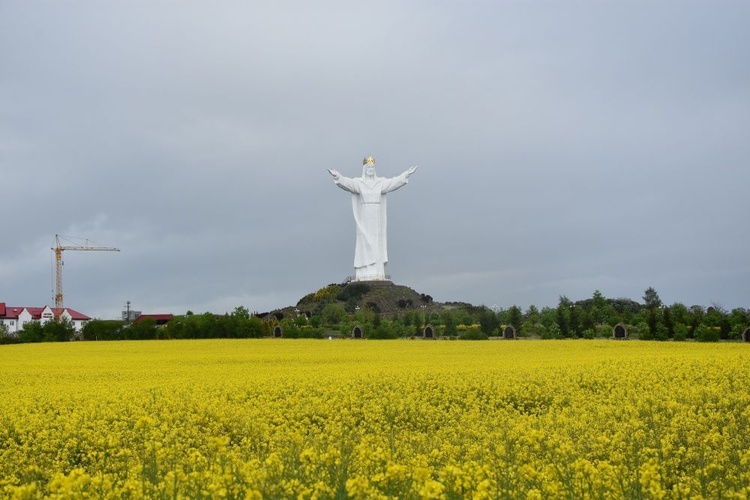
362;156;376;178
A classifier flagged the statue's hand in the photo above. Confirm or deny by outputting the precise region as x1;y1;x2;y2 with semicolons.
407;166;418;176
327;168;340;179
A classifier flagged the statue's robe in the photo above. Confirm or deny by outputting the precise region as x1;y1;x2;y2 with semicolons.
334;172;410;280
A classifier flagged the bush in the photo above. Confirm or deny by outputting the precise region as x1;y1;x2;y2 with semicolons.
337;283;370;302
312;284;341;303
0;331;20;344
82;320;125;341
321;303;347;325
673;323;688;342
368;323;397;339
18;322;44;343
541;323;560;340
634;322;651;340
297;326;323;339
459;327;488;340
695;325;720;342
43;319;76;342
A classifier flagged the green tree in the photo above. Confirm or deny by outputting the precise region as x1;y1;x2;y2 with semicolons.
662;307;675;338
232;306;250;320
441;310;457;337
506;305;523;332
557;296;571;338
729;308;749;336
673;323;689;341
688;305;705;339
642;287;663;339
18;322;44;343
705;304;732;340
539;307;557;329
479;308;499;335
309;315;322;328
694;324;720;342
126;318;158;340
44;319;76;342
82;320;125;341
569;305;582;338
525;305;540;325
643;287;662;310
321;303;346;326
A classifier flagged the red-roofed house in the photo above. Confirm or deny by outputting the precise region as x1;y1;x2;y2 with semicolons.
0;303;91;336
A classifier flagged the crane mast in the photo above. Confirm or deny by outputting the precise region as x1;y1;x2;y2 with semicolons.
53;234;120;310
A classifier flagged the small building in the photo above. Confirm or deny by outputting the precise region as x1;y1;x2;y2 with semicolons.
132;314;174;326
0;302;91;334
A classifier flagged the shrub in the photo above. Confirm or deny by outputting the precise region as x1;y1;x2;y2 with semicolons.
694;325;720;342
321;303;347;325
673;323;688;342
313;284;341;303
337;283;370;302
459;327;488;340
541;323;560;340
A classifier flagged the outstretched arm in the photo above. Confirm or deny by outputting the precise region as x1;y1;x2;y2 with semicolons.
380;166;418;194
328;168;360;193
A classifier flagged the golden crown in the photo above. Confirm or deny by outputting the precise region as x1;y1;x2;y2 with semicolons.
363;156;375;166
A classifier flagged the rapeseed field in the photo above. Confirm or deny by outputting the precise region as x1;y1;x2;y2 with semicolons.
1;340;748;498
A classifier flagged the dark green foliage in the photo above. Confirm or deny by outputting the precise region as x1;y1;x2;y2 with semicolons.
506;306;523;333
673;323;689;341
336;283;371;302
125;318;159;340
321;303;347;325
647;308;661;340
368;321;397;339
695;324;720;342
569;305;582;338
479;308;499;335
0;329;19;344
557;297;571;338
9;287;747;344
662;307;675;338
42;319;76;342
459;329;488;340
82;320;125;341
643;287;663;310
441;310;457;337
162;311;265;339
18;322;45;343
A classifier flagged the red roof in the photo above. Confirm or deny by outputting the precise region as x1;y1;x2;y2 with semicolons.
133;314;173;324
0;305;25;319
0;305;90;321
56;308;92;321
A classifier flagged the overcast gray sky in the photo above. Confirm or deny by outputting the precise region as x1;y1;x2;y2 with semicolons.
2;1;749;319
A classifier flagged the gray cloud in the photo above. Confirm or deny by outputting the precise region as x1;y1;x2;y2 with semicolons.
2;1;748;318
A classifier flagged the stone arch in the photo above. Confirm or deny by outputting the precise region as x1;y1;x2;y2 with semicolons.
613;323;628;340
743;327;750;343
352;325;363;339
424;324;435;338
503;325;516;339
273;325;283;338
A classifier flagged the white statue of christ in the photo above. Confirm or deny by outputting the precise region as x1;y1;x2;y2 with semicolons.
328;157;418;281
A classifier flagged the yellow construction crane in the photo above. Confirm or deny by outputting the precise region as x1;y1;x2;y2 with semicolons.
53;234;120;310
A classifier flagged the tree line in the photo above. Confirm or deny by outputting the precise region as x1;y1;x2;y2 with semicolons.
2;288;748;344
